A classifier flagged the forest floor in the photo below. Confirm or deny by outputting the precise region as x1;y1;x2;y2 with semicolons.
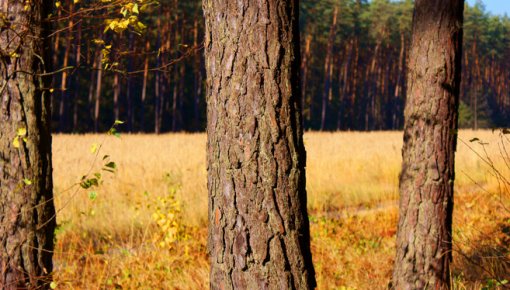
51;131;510;289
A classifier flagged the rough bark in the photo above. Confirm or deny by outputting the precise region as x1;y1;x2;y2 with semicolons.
203;0;316;289
392;0;464;289
0;0;56;288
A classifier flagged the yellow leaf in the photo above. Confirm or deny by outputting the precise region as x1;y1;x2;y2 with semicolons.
55;1;61;8
90;143;99;154
50;281;57;289
17;127;27;136
12;137;20;148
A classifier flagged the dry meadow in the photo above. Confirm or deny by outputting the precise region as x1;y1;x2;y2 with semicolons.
51;131;510;289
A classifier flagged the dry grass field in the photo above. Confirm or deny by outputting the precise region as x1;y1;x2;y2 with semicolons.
51;131;510;289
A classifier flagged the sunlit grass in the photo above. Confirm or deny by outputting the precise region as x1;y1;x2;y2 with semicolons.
51;130;510;289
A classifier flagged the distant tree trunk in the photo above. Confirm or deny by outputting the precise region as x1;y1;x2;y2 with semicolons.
126;33;134;132
155;13;162;134
72;21;82;132
320;6;338;131
58;2;73;132
392;0;464;289
140;39;150;132
94;53;103;133
0;0;56;287
113;72;120;122
204;0;316;288
171;63;179;132
192;17;203;132
301;34;311;128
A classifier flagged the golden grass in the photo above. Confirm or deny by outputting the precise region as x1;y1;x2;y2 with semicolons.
51;130;510;289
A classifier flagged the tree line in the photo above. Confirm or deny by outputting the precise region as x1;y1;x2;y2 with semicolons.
47;0;510;133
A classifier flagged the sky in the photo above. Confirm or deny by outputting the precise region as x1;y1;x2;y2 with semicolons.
466;0;510;16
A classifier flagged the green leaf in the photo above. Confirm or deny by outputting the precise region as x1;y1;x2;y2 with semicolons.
103;162;117;173
22;178;32;185
114;120;124;125
50;281;57;289
89;191;97;201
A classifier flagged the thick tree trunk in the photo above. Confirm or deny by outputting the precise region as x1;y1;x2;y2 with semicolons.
392;0;464;289
204;0;316;289
0;0;56;288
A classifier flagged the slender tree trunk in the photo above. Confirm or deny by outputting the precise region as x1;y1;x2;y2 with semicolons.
392;0;464;289
0;0;56;287
126;34;134;132
140;39;150;133
204;0;316;288
301;34;311;128
192;17;203;132
72;21;82;132
113;72;120;122
88;50;97;131
155;14;162;134
320;6;338;131
171;63;179;132
58;2;73;132
94;54;103;133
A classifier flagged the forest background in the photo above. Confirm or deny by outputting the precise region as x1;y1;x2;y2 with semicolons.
50;0;510;133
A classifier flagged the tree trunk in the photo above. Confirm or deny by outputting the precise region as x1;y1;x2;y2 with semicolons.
140;39;150;133
94;53;103;133
113;72;120;122
72;21;82;132
301;34;311;128
58;2;73;133
204;0;316;288
0;0;56;288
392;0;464;289
192;17;203;132
320;6;338;131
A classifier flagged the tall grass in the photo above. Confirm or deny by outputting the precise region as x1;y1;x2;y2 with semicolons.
51;131;509;289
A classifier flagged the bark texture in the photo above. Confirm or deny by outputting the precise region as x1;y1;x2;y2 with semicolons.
0;0;56;288
203;0;316;289
392;0;464;289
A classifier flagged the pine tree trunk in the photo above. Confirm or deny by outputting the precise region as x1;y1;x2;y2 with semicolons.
0;0;56;287
140;39;150;133
320;6;338;131
204;0;316;288
301;34;311;128
392;0;464;289
94;54;103;133
58;2;73;133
